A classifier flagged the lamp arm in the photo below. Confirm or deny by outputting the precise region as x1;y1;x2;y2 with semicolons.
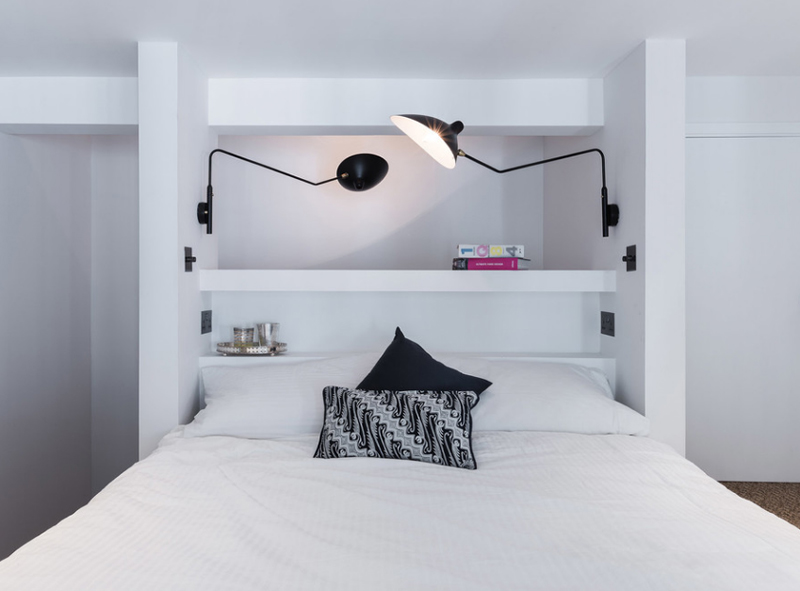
458;148;617;237
199;149;340;235
457;148;606;188
207;149;339;188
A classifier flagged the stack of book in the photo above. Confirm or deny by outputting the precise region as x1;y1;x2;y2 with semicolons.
452;244;530;270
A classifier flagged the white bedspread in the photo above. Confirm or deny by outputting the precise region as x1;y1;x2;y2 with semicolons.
2;431;800;590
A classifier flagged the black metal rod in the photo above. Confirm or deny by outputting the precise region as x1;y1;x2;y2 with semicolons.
208;149;338;187
459;148;615;237
200;149;339;234
458;148;606;187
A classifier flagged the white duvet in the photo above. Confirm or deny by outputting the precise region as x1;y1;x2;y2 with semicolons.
2;430;800;590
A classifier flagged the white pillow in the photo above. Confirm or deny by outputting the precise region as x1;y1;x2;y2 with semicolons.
184;353;380;439
438;357;649;436
186;354;649;440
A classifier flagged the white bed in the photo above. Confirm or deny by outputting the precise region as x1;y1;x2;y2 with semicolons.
2;353;800;589
2;430;800;590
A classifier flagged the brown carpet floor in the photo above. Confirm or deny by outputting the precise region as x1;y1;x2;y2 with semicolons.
721;482;800;529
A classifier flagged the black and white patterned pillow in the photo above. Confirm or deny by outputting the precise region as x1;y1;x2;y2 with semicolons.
314;386;478;470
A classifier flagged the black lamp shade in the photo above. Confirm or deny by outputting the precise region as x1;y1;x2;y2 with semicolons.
390;114;463;169
336;153;389;191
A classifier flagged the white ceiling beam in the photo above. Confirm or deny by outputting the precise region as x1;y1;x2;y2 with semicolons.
209;78;604;136
0;77;137;134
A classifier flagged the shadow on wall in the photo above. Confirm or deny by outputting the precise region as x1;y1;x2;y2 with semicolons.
215;135;544;271
314;185;542;270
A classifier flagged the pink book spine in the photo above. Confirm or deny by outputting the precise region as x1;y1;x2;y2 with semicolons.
467;258;520;270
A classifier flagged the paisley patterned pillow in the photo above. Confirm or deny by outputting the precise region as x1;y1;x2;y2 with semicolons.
314;386;478;470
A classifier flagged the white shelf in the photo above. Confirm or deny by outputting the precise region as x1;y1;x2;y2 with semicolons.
199;270;616;293
199;351;613;366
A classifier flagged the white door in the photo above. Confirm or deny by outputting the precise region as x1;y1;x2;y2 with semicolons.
686;137;800;481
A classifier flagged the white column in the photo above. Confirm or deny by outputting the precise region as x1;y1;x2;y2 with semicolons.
138;43;217;459
643;40;686;455
543;40;686;455
138;42;181;458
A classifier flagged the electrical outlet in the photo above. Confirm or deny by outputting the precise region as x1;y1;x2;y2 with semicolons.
600;311;615;337
201;310;212;335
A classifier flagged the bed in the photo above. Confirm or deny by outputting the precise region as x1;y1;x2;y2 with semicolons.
2;333;800;590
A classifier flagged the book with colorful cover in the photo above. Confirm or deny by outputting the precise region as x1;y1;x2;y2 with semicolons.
457;244;525;258
452;257;531;271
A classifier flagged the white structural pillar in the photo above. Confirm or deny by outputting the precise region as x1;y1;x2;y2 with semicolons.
542;40;686;455
643;40;686;455
138;43;181;458
138;42;217;459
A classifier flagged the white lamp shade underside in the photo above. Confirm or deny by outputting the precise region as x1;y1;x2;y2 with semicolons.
391;115;456;169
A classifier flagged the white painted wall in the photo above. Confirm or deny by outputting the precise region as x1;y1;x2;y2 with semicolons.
208;134;560;358
544;44;647;414
90;135;139;494
210;291;600;356
686;76;800;481
209;78;602;136
215;135;544;271
543;41;686;455
178;46;218;429
0;133;92;558
687;77;800;137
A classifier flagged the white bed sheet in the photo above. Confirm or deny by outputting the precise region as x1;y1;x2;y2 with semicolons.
2;430;800;590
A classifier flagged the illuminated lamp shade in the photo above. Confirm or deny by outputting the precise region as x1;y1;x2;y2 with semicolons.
390;114;464;169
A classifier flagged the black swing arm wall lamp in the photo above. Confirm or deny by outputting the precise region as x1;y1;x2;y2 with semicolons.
390;114;619;237
197;149;389;234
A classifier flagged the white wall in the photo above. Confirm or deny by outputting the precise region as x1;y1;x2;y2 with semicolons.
215;135;544;270
178;46;217;430
210;291;600;356
544;44;647;410
686;76;800;481
0;133;93;559
687;77;800;137
208;135;567;358
90;135;139;494
543;41;686;455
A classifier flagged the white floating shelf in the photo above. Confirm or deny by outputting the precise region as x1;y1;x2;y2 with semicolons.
198;270;616;293
199;352;613;366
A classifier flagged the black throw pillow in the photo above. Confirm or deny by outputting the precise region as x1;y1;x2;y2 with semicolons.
357;327;492;396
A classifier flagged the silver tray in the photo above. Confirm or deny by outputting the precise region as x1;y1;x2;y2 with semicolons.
216;342;287;356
